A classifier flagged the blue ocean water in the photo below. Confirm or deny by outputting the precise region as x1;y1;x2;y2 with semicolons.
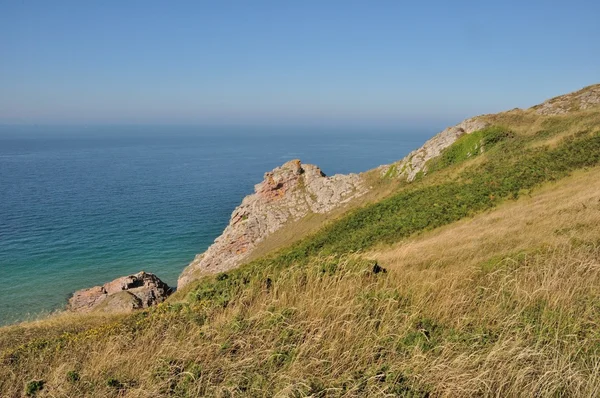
0;125;433;326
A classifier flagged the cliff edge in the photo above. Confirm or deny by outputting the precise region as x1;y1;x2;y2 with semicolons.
178;117;493;287
178;160;368;287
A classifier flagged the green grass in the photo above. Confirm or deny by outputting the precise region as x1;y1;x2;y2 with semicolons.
25;380;44;396
427;125;512;172
383;163;398;179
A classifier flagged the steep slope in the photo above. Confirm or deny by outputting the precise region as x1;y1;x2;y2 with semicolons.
178;116;491;287
2;139;599;396
377;117;488;181
177;84;600;290
367;167;600;272
2;84;600;397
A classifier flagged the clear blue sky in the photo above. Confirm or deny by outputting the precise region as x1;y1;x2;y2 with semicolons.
1;1;599;126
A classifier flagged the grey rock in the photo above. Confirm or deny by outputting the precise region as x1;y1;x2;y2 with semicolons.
533;84;600;116
378;117;489;181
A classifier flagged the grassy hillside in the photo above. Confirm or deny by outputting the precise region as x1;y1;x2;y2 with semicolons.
1;92;600;397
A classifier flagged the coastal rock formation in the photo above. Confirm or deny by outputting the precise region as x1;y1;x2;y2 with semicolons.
68;271;172;313
177;159;368;287
378;117;489;181
178;84;600;288
533;84;600;115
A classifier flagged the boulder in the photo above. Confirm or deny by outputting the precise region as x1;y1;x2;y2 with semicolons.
68;271;172;313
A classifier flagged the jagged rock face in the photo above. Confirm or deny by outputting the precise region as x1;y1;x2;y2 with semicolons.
379;117;489;181
533;84;600;115
177;159;367;287
68;271;172;313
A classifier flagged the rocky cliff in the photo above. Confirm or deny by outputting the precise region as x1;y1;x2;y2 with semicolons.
64;116;496;308
178;117;494;287
177;160;368;287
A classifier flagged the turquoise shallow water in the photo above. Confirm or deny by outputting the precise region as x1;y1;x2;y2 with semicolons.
0;125;433;325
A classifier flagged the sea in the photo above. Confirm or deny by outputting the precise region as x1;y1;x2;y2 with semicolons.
0;125;436;326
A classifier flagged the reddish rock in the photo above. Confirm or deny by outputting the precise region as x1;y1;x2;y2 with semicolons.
178;159;368;287
68;271;172;313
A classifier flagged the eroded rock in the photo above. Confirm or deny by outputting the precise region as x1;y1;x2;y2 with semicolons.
177;159;368;287
68;271;172;313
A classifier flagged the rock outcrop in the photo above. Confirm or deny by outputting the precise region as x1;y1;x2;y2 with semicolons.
378;117;488;181
533;84;600;115
68;272;172;313
177;159;368;287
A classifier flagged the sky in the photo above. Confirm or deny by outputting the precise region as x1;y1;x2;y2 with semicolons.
1;0;599;126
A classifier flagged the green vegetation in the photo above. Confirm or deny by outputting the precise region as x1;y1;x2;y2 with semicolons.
382;163;397;179
428;125;512;172
66;370;80;383
25;380;44;396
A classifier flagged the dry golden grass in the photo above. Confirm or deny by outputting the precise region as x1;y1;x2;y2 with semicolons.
0;312;124;351
1;167;599;397
482;108;600;145
2;248;599;397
